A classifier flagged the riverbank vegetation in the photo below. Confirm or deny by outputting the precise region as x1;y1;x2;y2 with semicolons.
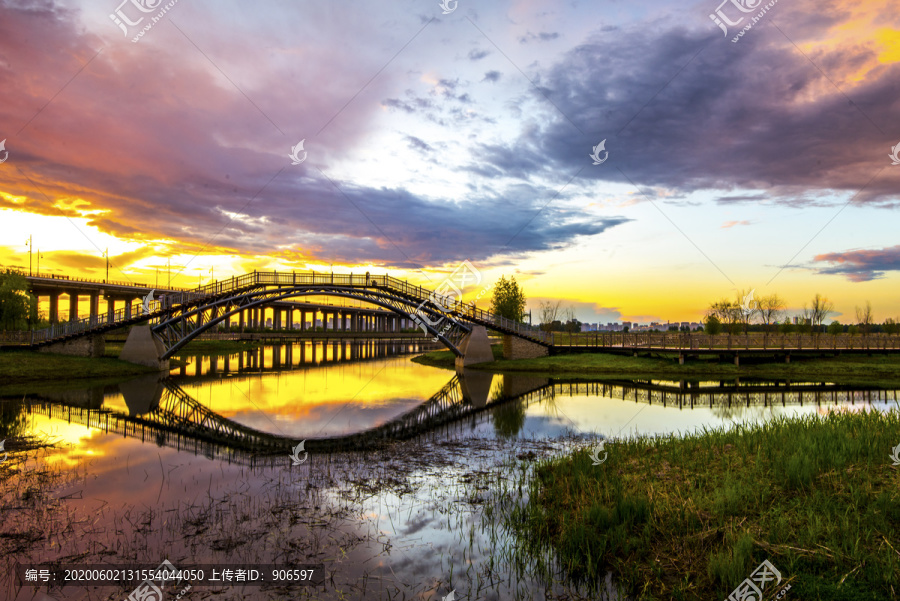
0;351;156;384
514;409;900;599
0;337;259;390
413;348;900;384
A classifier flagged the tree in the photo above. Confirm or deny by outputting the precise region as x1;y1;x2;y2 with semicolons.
803;294;833;334
707;299;741;334
0;270;38;330
756;293;784;338
848;325;859;336
562;307;581;333
855;301;874;336
827;321;843;336
704;314;722;335
884;318;900;336
538;300;561;332
779;320;794;334
490;276;526;322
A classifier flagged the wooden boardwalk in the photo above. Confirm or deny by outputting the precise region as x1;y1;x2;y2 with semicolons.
550;332;900;362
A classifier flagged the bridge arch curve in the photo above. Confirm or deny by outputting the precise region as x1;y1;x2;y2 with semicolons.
153;285;473;359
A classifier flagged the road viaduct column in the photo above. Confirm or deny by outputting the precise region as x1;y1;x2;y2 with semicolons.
67;293;78;322
89;293;99;325
49;292;59;324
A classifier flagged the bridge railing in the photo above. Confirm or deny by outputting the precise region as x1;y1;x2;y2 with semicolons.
189;271;552;344
554;331;900;351
6;266;193;291
23;299;166;344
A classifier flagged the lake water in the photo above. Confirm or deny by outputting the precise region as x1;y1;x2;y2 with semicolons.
2;340;898;600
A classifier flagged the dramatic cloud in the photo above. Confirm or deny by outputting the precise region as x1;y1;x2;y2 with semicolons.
0;2;631;269
1;0;898;279
812;246;900;281
493;12;900;207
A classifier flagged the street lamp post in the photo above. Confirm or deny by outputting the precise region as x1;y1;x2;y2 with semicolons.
25;235;32;275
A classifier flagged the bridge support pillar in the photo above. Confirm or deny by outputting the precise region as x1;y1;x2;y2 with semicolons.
785;354;790;364
106;296;115;322
124;297;133;320
300;311;306;331
89;293;99;325
49;292;59;324
502;334;549;360
68;293;79;322
120;325;170;371
288;309;293;330
455;325;494;369
679;353;684;365
734;354;740;366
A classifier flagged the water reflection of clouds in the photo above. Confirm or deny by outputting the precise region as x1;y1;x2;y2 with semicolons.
174;356;452;437
521;393;897;440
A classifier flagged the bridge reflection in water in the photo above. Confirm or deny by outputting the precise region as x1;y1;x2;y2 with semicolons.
171;338;441;377
18;377;900;468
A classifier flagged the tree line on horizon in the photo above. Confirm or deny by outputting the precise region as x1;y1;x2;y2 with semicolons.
704;289;900;336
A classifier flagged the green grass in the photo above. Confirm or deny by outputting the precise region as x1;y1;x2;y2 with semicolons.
0;351;156;386
413;349;900;385
514;409;900;600
0;337;259;393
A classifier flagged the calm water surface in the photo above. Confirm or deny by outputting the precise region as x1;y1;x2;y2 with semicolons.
3;340;898;601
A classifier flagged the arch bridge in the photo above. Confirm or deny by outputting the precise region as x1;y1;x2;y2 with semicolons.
24;271;551;368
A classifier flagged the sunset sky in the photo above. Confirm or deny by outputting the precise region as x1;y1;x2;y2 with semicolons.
1;0;899;324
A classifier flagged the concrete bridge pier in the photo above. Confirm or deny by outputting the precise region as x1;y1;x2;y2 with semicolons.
454;325;494;369
49;292;59;324
119;325;170;371
68;293;78;322
502;334;549;360
39;333;105;358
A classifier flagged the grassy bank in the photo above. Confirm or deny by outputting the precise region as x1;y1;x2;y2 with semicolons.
0;338;255;392
514;409;900;600
413;348;900;384
0;351;156;385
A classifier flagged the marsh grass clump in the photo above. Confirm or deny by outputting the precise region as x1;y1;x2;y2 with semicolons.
513;409;900;600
